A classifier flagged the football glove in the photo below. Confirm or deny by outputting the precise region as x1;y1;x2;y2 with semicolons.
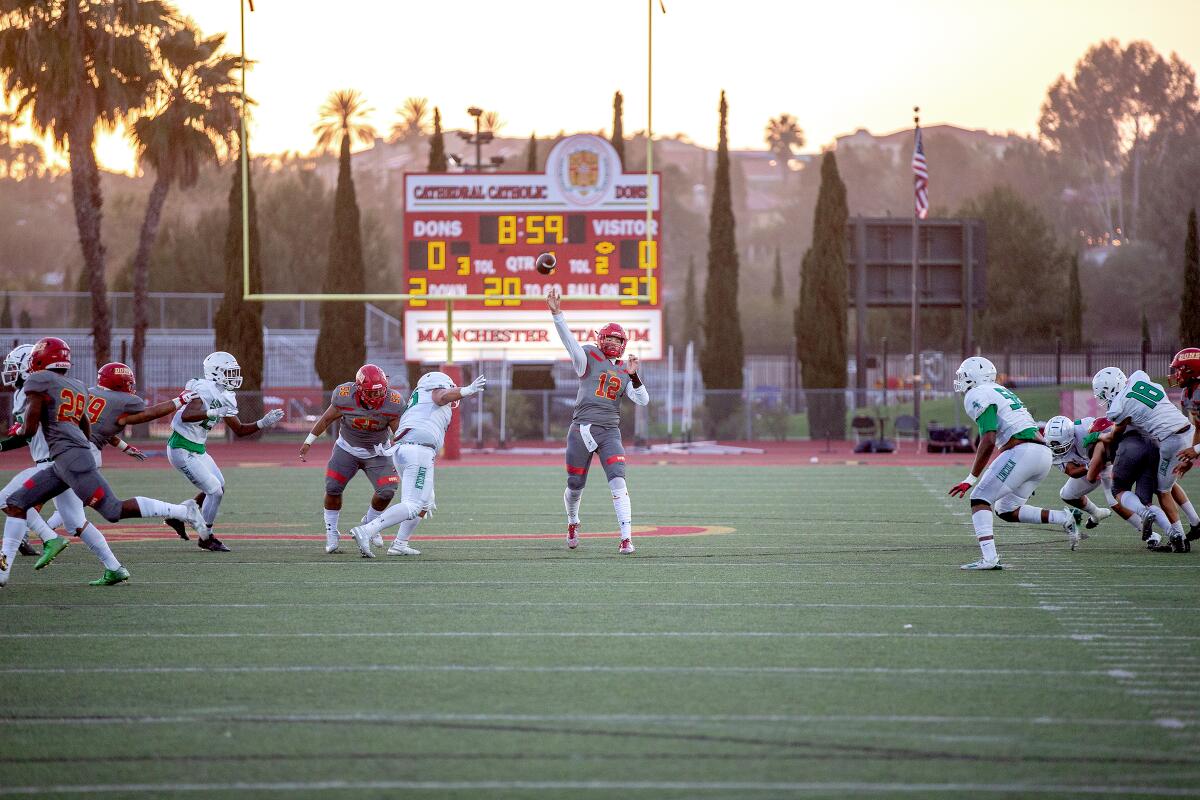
459;375;487;397
256;409;285;429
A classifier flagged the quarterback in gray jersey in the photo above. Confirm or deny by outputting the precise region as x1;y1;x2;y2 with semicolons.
299;364;403;554
547;288;649;553
1;339;205;587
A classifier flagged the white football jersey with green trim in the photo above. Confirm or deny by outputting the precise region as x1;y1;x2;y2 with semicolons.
1105;370;1190;443
396;388;454;450
963;382;1037;448
170;378;238;445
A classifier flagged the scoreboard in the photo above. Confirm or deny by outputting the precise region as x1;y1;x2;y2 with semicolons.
402;134;662;362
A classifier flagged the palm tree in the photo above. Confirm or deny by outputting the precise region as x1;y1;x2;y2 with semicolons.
764;113;805;185
389;96;429;147
0;0;175;368
313;89;376;154
482;110;504;134
127;21;242;381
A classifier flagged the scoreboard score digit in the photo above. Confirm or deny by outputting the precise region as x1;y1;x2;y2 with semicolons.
402;134;663;362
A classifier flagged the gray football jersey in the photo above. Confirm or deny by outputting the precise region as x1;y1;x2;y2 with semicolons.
332;382;404;449
86;386;147;449
572;345;631;427
21;370;91;458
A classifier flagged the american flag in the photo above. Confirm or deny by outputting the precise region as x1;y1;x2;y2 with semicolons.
912;126;929;220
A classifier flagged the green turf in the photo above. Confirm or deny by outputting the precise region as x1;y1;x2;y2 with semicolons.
2;461;1200;799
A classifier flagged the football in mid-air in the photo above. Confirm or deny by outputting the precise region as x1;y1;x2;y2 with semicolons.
535;252;556;275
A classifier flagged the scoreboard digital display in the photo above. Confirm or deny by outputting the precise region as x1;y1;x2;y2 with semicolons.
402;134;662;362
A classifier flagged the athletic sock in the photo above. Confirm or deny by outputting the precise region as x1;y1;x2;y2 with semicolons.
78;524;120;571
1125;514;1145;533
2;516;28;564
1118;491;1149;520
609;478;632;540
25;509;60;542
365;502;420;535
134;497;188;519
1180;500;1200;527
363;507;382;524
1079;497;1101;517
201;493;222;527
45;511;63;531
1151;507;1172;533
971;509;997;561
1171;520;1186;537
1017;506;1068;525
393;516;421;546
564;488;582;525
323;509;340;534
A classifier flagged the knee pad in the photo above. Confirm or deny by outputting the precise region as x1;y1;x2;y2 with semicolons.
375;486;396;502
567;467;588;491
608;477;628;499
1059;485;1072;501
94;495;124;524
601;457;627;482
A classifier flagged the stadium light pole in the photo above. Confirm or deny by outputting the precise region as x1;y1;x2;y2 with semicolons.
645;0;666;320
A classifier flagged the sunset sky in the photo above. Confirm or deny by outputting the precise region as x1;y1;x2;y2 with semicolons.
14;0;1200;174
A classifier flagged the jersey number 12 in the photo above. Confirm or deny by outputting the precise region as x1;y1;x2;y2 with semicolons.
595;372;622;400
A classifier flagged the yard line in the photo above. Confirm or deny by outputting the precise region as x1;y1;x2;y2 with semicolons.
0;601;1053;610
1;780;1198;796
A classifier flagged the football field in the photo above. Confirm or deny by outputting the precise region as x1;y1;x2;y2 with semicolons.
3;462;1200;799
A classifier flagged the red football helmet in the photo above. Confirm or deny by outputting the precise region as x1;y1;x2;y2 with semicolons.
354;364;389;409
29;337;71;372
1169;347;1200;388
97;362;136;393
595;323;627;359
1089;417;1114;435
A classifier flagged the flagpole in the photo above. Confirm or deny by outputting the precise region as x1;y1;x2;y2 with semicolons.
911;106;922;440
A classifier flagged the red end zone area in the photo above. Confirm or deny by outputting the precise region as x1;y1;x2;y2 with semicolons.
0;440;974;472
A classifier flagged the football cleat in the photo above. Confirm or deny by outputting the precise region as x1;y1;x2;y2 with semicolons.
386;541;421;556
0;552;10;587
618;538;635;555
197;536;231;552
1170;531;1191;554
1064;508;1081;550
1140;511;1156;542
1146;532;1163;550
325;530;341;554
1187;524;1200;543
89;566;130;586
960;557;1003;570
370;533;384;549
34;536;69;570
567;522;579;550
349;526;376;558
1085;507;1112;529
164;517;189;540
182;499;207;538
18;538;40;557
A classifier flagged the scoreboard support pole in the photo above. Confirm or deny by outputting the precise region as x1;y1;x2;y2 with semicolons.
442;299;462;461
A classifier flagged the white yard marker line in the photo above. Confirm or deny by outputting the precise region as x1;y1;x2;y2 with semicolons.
2;780;1199;796
0;601;1056;610
4;630;1186;641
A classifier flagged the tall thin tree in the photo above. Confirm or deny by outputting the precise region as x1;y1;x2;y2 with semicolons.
1065;249;1083;349
525;132;537;171
0;0;176;368
128;23;241;383
313;90;374;390
427;106;447;172
771;247;784;303
699;91;745;431
1183;208;1200;345
611;90;625;168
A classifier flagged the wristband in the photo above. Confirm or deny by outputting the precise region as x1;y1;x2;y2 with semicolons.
304;433;317;446
172;396;185;409
116;439;131;452
961;474;977;486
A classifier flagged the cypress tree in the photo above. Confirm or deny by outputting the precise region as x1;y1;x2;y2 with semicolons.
525;132;537;171
1182;208;1200;346
682;254;699;346
427;107;447;172
214;140;264;427
611;91;625;168
1141;309;1151;351
17;309;30;329
1065;250;1083;349
0;293;11;329
771;247;784;304
315;133;367;390
699;91;744;432
798;152;849;439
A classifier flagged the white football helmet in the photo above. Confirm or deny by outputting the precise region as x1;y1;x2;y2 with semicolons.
1044;415;1075;462
1;344;33;387
953;356;997;393
1092;367;1127;408
416;371;456;391
203;351;243;390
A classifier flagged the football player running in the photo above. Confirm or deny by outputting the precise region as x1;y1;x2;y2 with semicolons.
167;351;285;552
1044;415;1116;529
0;344;70;560
1093;366;1195;552
348;369;487;557
1084;418;1175;549
299;365;403;554
1;338;205;587
1167;347;1200;542
949;357;1079;570
546;287;649;554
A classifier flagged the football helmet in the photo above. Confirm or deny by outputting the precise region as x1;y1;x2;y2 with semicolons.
1092;367;1127;407
595;322;628;359
953;356;997;393
416;371;456;392
29;337;71;372
1044;415;1075;460
203;351;243;390
354;364;389;409
97;362;136;393
1;344;33;387
1169;347;1200;388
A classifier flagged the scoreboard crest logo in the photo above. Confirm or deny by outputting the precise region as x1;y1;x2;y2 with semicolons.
548;134;617;207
